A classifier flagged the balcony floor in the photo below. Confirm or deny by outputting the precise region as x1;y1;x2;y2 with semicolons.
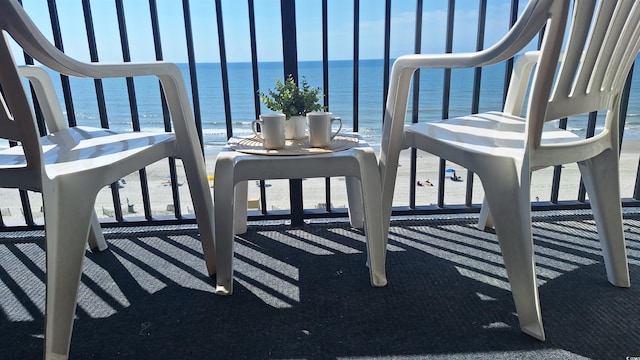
1;210;639;359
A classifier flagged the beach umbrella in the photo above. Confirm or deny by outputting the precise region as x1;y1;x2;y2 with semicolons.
445;168;455;173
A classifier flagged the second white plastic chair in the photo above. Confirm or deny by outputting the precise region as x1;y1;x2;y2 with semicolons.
379;0;636;340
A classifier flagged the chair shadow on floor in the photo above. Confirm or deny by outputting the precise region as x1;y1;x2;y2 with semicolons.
1;216;639;359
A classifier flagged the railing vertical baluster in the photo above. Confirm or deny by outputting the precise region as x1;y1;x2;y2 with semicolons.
247;0;268;213
17;192;33;227
502;0;520;104
14;0;36;226
577;112;599;202
16;1;44;136
437;0;456;208
47;0;76;128
280;0;304;226
215;0;233;140
382;0;391;122
115;0;160;220
322;0;332;212
635;162;640;200
322;0;329;112
181;0;204;145
441;0;454;118
618;64;639;201
148;2;171;135
280;0;299;80
114;0;138;127
550;118;568;203
81;0;109;129
464;0;488;208
409;0;424;209
248;0;260;119
81;0;129;219
148;0;179;221
175;0;204;218
149;1;164;61
620;64;633;149
471;0;487;116
353;0;360;130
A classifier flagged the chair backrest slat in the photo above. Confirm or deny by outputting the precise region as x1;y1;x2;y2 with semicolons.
545;0;640;121
588;2;636;93
552;0;599;102
607;5;640;91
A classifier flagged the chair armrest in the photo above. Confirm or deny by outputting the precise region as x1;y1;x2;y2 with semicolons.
18;63;200;162
503;50;576;117
17;66;68;133
17;63;195;136
3;0;201;153
71;62;200;160
503;51;541;116
389;0;555;72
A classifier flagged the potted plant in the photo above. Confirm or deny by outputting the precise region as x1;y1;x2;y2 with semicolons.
260;74;324;139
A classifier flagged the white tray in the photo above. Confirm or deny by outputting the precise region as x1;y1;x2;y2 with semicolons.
228;134;359;156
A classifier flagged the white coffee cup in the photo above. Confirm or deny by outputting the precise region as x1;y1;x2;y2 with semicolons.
307;112;342;148
252;113;286;149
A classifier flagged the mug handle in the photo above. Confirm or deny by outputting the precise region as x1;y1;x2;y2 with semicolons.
251;119;263;140
330;117;343;139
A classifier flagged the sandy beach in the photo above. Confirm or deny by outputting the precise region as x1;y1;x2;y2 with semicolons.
236;139;640;212
1;139;638;225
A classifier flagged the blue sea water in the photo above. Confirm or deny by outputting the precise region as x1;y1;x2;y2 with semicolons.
55;58;640;149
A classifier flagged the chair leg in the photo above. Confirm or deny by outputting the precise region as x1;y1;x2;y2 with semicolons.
482;172;545;340
345;176;365;229
356;150;388;287
42;184;95;360
181;156;217;278
87;211;108;251
578;149;630;287
213;157;236;295
233;181;249;235
477;196;494;230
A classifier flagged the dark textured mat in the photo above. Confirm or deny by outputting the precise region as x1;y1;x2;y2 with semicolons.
0;211;639;359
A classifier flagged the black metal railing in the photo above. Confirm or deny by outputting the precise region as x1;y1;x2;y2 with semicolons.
2;0;640;231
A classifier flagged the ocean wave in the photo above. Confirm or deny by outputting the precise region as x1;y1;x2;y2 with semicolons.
140;113;160;118
68;112;97;120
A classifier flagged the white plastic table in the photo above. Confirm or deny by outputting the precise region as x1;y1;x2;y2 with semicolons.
212;133;387;295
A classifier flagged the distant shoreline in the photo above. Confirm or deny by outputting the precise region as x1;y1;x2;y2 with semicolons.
171;59;391;66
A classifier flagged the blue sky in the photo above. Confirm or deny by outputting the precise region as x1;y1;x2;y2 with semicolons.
15;0;531;63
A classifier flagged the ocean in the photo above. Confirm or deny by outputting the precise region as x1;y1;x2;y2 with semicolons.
50;58;640;149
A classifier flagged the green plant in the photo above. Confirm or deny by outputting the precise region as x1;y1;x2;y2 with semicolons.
260;74;324;119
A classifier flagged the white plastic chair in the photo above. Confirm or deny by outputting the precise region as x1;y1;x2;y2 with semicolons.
213;134;387;295
0;1;216;359
380;0;638;340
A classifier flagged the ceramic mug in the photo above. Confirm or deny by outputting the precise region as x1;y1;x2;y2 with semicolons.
307;112;342;148
252;113;286;149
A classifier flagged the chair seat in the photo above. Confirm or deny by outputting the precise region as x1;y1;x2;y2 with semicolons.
405;111;580;158
0;126;175;177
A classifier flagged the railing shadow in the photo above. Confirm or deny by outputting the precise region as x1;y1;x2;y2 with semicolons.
0;213;639;358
